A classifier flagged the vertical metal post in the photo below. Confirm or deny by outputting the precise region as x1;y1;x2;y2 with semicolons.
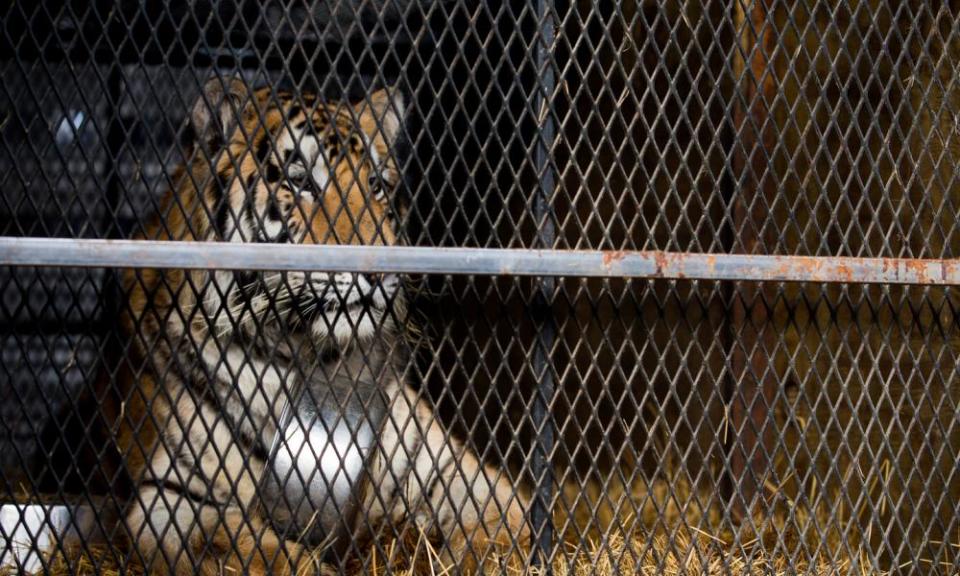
100;65;126;329
531;0;557;570
105;66;125;240
729;0;778;518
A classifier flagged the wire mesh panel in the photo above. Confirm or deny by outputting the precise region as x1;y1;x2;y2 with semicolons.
1;0;960;575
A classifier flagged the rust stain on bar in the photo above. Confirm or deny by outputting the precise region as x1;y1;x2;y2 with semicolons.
653;251;670;276
904;259;929;284
602;250;627;268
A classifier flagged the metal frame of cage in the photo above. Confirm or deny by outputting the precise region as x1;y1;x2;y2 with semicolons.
3;0;960;574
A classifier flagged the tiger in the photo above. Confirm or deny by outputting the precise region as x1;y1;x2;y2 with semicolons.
114;75;529;575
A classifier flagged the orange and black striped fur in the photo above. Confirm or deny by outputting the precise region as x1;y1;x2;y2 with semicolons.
115;76;528;575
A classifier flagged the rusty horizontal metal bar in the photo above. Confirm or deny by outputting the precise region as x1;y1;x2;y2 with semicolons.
1;237;960;284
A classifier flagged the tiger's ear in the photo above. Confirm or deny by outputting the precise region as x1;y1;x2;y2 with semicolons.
191;75;250;152
360;86;405;146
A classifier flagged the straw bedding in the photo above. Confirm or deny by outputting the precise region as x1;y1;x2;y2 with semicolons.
6;475;880;576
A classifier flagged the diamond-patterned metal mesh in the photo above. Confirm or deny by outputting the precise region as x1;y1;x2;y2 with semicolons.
2;1;960;574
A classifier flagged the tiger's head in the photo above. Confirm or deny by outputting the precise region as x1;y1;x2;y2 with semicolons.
166;76;408;346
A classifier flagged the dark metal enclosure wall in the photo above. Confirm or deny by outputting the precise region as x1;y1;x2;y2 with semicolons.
1;0;959;575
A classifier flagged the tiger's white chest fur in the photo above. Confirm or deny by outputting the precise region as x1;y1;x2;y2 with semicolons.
254;341;394;546
272;414;374;505
261;397;380;547
181;301;397;544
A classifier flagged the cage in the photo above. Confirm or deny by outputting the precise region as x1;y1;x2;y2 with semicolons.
1;0;959;574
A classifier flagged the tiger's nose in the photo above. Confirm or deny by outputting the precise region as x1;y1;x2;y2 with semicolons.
356;273;398;295
354;273;380;294
360;273;382;285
